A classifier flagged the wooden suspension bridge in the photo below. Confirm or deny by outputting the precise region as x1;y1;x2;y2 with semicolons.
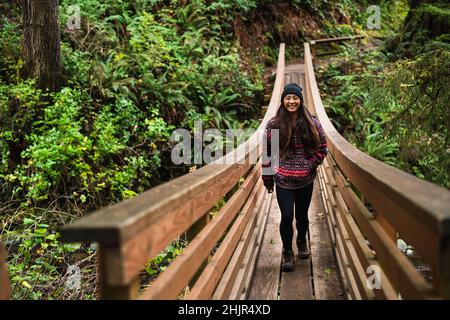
1;38;450;300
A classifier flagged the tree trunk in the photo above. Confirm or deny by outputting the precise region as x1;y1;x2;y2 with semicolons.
22;0;62;92
402;0;449;45
407;0;441;9
404;0;447;28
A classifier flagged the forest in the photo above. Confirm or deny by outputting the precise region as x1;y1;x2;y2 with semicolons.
0;0;449;300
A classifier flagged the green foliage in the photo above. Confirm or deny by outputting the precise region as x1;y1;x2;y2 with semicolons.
3;214;95;300
144;239;186;276
13;88;91;203
61;45;92;86
0;80;47;197
319;38;450;188
1;0;265;209
410;3;450;34
0;21;22;82
362;0;408;33
358;122;399;166
181;108;210;131
373;42;450;187
392;1;450;58
0;79;46;135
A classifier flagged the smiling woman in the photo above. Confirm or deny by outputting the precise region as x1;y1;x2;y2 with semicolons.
261;82;328;272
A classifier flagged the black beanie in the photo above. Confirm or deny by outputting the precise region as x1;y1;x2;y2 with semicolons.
281;83;304;102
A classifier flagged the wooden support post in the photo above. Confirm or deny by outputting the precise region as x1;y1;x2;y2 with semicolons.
187;213;211;288
438;235;450;299
0;243;10;300
310;43;316;65
187;212;211;242
97;245;140;300
374;211;397;242
361;195;396;242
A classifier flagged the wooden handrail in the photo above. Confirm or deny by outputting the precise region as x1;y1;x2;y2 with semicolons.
309;35;365;58
310;35;364;45
304;41;450;299
60;44;286;299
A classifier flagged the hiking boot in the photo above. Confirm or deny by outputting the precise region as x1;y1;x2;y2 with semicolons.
282;250;294;272
297;239;310;259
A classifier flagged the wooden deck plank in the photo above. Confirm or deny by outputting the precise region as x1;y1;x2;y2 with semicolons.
248;192;281;300
285;64;305;72
271;63;304;76
284;74;291;86
309;179;345;300
279;228;314;300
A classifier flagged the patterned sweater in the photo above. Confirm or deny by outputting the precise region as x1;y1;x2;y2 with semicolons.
261;116;328;190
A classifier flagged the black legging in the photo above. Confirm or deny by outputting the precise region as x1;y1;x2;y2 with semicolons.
276;182;314;252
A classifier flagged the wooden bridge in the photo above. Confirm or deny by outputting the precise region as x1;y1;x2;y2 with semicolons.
2;40;450;300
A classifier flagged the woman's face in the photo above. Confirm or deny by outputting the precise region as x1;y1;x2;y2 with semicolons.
283;94;301;113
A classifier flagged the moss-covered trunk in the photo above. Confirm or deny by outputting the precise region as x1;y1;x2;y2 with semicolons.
403;0;450;44
22;0;62;92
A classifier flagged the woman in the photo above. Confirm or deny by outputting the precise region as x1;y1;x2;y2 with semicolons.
262;83;328;272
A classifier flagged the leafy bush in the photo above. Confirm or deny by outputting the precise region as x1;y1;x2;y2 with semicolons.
2;212;96;300
13;88;91;203
0;21;22;82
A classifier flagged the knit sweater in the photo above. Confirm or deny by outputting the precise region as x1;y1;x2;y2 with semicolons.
261;116;328;190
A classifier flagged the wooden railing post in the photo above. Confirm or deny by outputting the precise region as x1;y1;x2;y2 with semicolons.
97;245;140;300
374;213;396;242
0;243;10;300
368;200;396;242
438;236;450;298
310;40;316;62
187;213;211;241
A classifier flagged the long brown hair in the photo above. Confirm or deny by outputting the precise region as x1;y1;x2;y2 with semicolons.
274;100;320;159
